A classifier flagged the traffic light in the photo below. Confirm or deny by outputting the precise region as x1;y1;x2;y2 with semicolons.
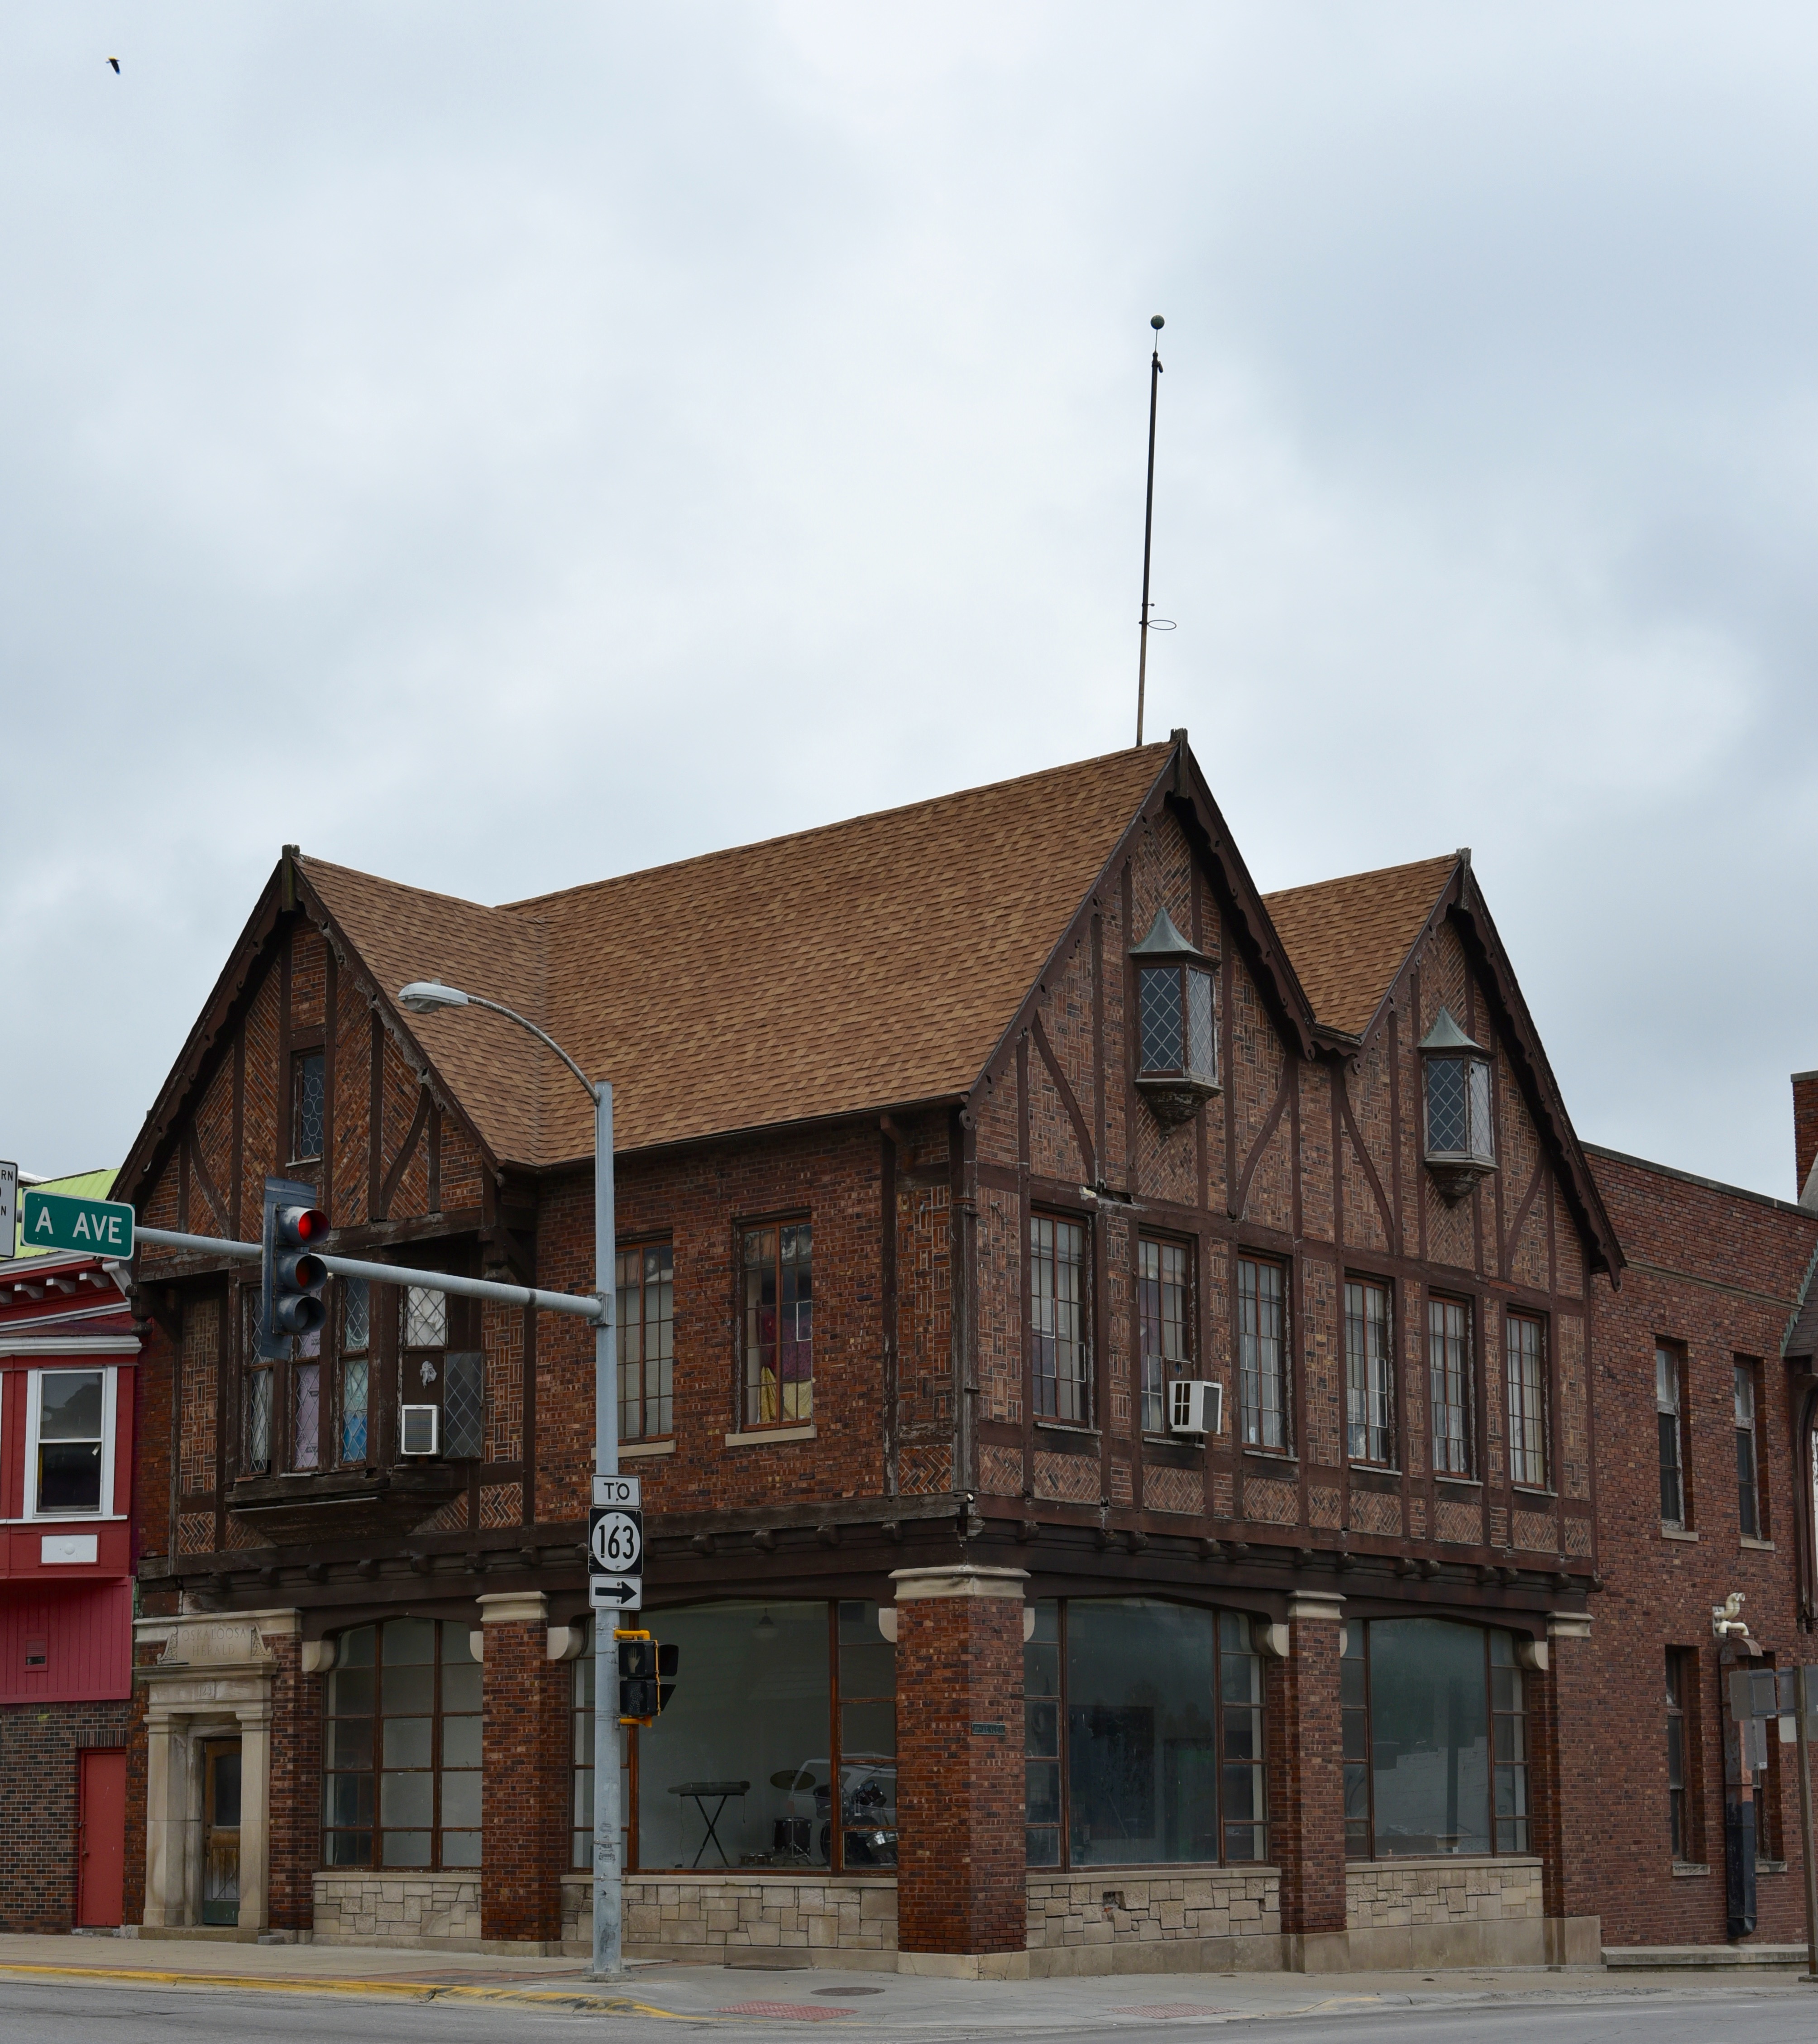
259;1174;329;1362
617;1629;679;1725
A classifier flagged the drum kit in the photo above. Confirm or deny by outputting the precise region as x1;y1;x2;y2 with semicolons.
765;1761;897;1866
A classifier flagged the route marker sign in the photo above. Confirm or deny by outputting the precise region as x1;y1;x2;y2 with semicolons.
588;1477;644;1612
589;1575;644;1611
21;1188;135;1258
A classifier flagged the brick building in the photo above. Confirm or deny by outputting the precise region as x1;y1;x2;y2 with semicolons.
113;735;1818;1969
0;1170;139;1932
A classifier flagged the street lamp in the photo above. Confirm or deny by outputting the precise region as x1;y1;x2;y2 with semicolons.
397;980;622;1981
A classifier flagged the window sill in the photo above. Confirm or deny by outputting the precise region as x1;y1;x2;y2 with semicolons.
1241;1447;1297;1465
1511;1485;1556;1502
1349;1465;1402;1478
1757;1860;1788;1875
1660;1527;1700;1543
1433;1475;1482;1489
1671;1862;1711;1878
1034;1421;1100;1442
620;1439;675;1460
1741;1536;1776;1551
723;1423;816;1448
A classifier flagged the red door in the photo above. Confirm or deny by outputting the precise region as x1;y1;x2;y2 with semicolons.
77;1749;125;1927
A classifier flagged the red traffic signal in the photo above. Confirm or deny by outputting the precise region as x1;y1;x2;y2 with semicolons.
260;1177;330;1359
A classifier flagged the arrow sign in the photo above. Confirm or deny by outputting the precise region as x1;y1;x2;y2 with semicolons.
589;1575;644;1611
21;1189;135;1258
589;1505;644;1576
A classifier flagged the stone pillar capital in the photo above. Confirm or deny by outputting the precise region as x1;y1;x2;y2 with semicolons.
478;1591;549;1627
890;1565;1028;1601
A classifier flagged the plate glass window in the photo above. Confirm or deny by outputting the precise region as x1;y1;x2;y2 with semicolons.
1656;1345;1685;1528
1506;1314;1547;1489
1429;1297;1471;1476
1735;1362;1761;1540
1137;1237;1189;1436
742;1224;813;1427
34;1370;105;1513
1666;1651;1689;1859
618;1244;675;1441
1031;1215;1089;1424
291;1051;325;1163
1238;1257;1286;1450
1344;1280;1393;1465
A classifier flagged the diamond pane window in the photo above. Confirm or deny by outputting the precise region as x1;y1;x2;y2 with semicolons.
1131;910;1220;1126
405;1287;448;1352
292;1051;325;1163
1139;967;1183;1074
293;1361;321;1471
443;1353;484;1459
1420;1009;1495;1202
246;1368;273;1475
340;1279;370;1466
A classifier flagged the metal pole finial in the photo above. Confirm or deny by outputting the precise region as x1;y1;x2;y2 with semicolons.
1136;316;1165;746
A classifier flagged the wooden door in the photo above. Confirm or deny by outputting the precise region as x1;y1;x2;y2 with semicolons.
76;1749;125;1927
200;1739;242;1927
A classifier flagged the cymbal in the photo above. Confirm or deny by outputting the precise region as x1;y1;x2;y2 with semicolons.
769;1768;818;1790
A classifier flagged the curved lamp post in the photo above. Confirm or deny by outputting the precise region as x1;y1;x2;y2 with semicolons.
397;981;622;1980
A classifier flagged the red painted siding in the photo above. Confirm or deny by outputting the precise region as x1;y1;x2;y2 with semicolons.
0;1583;133;1704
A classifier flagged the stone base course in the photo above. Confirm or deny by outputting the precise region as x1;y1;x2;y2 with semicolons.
312;1872;482;1948
561;1872;899;1964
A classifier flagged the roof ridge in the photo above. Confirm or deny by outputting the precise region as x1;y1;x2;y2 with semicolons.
500;742;1172;916
1261;850;1457;905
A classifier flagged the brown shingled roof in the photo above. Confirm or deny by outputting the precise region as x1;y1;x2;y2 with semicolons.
303;745;1173;1167
1262;854;1459;1038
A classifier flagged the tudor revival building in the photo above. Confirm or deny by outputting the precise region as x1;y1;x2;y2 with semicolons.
114;735;1818;1968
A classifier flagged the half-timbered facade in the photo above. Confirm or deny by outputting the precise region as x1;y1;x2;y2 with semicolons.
114;733;1815;1970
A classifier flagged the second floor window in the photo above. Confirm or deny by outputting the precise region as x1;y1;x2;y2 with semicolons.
1656;1344;1685;1528
1429;1297;1471;1475
1030;1214;1088;1423
29;1369;108;1514
1736;1361;1762;1540
340;1279;370;1465
292;1050;325;1163
1507;1314;1548;1489
619;1244;675;1441
1344;1279;1393;1465
1137;1237;1189;1435
743;1222;812;1427
1238;1256;1286;1450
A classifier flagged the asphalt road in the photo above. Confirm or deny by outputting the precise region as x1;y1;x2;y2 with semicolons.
0;1981;1813;2044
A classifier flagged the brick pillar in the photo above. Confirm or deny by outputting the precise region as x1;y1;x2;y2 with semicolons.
1267;1590;1346;1967
1794;1072;1818;1200
266;1625;322;1934
480;1591;567;1948
1526;1612;1599;1964
891;1565;1028;1979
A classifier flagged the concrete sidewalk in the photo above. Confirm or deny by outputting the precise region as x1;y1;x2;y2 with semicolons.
0;1934;1813;2028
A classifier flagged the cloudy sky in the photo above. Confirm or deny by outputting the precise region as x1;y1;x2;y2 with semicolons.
4;4;1815;1201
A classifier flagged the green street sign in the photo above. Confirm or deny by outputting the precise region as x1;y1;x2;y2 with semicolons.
21;1189;135;1258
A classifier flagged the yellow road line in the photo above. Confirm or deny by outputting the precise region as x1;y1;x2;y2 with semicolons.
0;1961;694;2016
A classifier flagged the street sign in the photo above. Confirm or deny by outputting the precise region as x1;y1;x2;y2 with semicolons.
589;1575;644;1612
20;1188;134;1258
593;1473;641;1510
0;1163;15;1259
590;1506;644;1576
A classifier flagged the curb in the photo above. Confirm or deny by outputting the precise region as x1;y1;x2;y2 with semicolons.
0;1960;695;2017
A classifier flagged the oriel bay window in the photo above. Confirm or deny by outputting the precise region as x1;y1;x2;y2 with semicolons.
1031;1214;1089;1424
1131;908;1220;1127
1420;1008;1495;1202
1237;1255;1287;1450
1342;1619;1530;1859
618;1243;675;1441
1024;1599;1266;1869
1344;1278;1394;1465
1137;1236;1191;1436
617;1600;895;1872
323;1618;481;1868
742;1223;812;1427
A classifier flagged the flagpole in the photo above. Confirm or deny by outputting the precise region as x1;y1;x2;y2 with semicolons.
1135;313;1164;746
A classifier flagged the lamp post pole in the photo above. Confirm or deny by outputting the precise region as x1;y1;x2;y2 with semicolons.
395;983;622;1981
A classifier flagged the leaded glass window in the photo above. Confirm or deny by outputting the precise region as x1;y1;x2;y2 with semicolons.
405;1286;448;1353
292;1051;325;1163
1138;964;1219;1087
1425;1056;1494;1162
292;1358;320;1471
1137;1237;1189;1435
742;1223;813;1427
1031;1214;1088;1424
340;1279;369;1465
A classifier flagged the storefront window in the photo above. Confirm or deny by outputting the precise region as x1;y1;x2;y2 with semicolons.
1342;1618;1529;1859
571;1619;633;1872
1022;1599;1265;1869
323;1618;481;1870
633;1600;879;1872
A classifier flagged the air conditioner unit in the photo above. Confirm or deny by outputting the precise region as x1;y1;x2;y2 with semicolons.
1169;1379;1223;1437
400;1404;440;1456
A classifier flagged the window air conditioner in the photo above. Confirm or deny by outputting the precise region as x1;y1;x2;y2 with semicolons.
400;1404;441;1456
1169;1379;1223;1437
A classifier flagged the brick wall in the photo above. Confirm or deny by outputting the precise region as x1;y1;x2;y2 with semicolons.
895;1590;1025;1956
0;1699;130;1931
1266;1612;1344;1939
1793;1074;1818;1197
266;1629;321;1930
480;1617;567;1942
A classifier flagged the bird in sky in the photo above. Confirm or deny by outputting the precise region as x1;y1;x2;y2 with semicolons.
107;57;120;73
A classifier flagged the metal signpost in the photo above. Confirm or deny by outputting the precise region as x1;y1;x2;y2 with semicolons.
20;1187;136;1257
0;1163;16;1260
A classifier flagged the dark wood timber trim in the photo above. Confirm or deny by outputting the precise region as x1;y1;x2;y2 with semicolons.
1335;1070;1397;1257
378;1090;433;1218
185;1133;230;1236
323;944;339;1221
367;1012;384;1221
881;1121;899;1497
1230;1065;1293;1225
1031;1012;1095;1183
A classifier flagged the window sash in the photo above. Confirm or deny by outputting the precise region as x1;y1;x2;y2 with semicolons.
26;1368;112;1517
1031;1215;1089;1424
618;1243;675;1441
1137;1238;1189;1436
1238;1258;1286;1450
1666;1651;1688;1860
1506;1316;1547;1488
1137;964;1218;1085
1425;1055;1494;1163
1655;1346;1684;1527
743;1222;813;1428
292;1050;325;1163
1429;1297;1471;1476
1735;1363;1761;1541
1344;1280;1394;1465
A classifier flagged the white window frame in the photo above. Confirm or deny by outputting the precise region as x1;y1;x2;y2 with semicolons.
24;1365;116;1520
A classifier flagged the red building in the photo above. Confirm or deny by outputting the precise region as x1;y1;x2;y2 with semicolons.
0;1171;138;1931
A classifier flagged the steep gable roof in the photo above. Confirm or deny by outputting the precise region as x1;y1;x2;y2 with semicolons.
303;744;1178;1166
1263;855;1459;1039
